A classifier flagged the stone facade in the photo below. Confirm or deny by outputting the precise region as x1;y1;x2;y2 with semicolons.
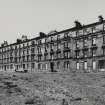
0;19;105;73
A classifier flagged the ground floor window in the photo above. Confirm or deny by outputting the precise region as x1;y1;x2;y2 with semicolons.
84;61;87;70
57;61;60;69
27;64;29;68
64;61;69;69
45;63;47;70
76;62;79;70
19;65;21;68
10;64;13;69
93;61;96;70
42;63;47;70
7;65;9;69
38;63;41;70
67;61;69;68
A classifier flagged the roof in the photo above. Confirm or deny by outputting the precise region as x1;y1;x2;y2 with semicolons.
0;20;105;49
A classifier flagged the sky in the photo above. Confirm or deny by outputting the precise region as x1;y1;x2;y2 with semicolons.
0;0;105;44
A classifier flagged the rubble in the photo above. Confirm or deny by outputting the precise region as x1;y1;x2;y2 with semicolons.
0;72;104;105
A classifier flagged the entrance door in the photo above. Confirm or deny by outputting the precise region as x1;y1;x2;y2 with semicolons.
23;64;25;69
4;65;6;71
50;62;54;72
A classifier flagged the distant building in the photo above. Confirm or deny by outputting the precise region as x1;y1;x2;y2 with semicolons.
0;17;105;72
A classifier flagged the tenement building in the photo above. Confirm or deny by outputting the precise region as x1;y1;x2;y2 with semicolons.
0;16;105;73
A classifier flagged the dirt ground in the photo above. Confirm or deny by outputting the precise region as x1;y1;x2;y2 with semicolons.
0;71;105;105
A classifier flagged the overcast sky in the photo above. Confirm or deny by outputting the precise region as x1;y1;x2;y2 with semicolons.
0;0;105;44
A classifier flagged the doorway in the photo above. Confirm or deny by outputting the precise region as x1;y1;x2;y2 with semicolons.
4;65;6;71
23;64;25;69
50;62;54;72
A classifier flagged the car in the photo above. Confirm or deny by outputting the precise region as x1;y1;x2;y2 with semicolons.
15;68;28;73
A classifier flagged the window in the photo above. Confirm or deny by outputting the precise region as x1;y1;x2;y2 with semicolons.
50;43;54;49
92;37;96;45
38;55;42;61
31;41;35;46
84;39;88;47
93;61;96;70
23;50;25;55
57;53;61;58
38;64;41;69
51;37;53;42
31;63;35;69
76;40;80;49
57;35;60;40
31;48;35;53
103;48;105;55
76;62;79;69
64;32;68;38
10;64;13;69
83;50;88;57
19;57;21;62
92;49;96;56
64;42;68;48
23;56;25;62
50;54;54;60
67;61;69;68
64;61;69;69
57;62;60;69
84;28;92;35
44;54;48;60
84;61;87;69
95;24;103;32
45;64;47;70
38;47;41;53
76;51;80;58
27;49;29;54
23;44;25;48
57;43;61;49
103;35;105;44
38;40;41;44
27;64;29;68
27;55;29;61
31;55;35;61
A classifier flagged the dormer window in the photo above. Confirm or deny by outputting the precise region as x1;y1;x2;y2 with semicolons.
51;37;53;42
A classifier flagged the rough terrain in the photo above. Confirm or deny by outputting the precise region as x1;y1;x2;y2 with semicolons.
0;71;105;105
